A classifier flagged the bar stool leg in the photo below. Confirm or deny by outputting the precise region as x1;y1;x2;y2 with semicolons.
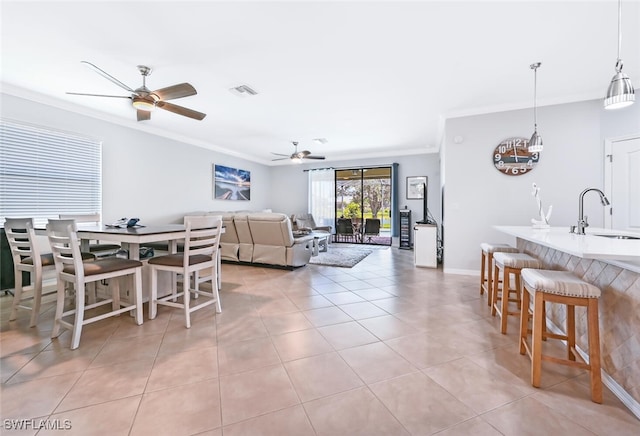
531;291;544;388
588;298;603;403
567;304;576;361
519;286;530;355
500;269;511;334
480;249;486;295
486;253;494;306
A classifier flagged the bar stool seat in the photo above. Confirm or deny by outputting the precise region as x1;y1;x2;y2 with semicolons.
519;269;603;403
480;243;519;306
492;252;540;334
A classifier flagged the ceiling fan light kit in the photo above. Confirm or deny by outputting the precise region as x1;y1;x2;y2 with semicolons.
604;0;635;110
67;61;206;121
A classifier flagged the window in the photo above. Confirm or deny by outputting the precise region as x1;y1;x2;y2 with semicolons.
0;119;102;228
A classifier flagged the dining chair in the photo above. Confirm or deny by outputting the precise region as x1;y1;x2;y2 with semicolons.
47;219;143;350
58;213;121;255
148;215;223;328
5;218;60;327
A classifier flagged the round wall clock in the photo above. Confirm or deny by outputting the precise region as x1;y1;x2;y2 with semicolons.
493;137;540;176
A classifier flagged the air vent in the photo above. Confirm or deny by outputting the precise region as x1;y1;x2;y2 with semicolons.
229;84;258;97
313;138;328;145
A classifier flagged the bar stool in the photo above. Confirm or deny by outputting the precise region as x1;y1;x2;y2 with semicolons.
492;252;540;334
480;243;519;306
519;269;603;403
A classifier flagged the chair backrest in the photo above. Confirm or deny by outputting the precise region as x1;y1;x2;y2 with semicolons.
183;215;223;267
364;219;381;234
337;218;354;235
4;217;41;268
296;213;317;230
58;213;101;224
46;219;84;277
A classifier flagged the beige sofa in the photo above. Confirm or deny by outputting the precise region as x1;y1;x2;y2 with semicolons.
198;212;315;268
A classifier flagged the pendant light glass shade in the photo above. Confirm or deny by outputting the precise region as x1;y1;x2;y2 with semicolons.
604;0;635;110
529;62;543;153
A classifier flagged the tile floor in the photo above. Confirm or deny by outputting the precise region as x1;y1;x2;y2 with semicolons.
1;248;639;435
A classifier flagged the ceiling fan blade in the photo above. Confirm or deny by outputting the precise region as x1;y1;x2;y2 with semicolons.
81;61;136;93
66;92;131;99
152;83;197;101
271;157;289;161
137;110;151;122
270;152;290;157
156;101;206;120
304;155;326;160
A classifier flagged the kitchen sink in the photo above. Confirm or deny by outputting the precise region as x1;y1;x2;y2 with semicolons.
593;234;640;240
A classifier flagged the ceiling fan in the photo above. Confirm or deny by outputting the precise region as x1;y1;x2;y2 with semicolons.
271;141;326;162
67;61;206;122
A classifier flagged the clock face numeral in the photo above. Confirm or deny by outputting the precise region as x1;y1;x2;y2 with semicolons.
492;137;540;176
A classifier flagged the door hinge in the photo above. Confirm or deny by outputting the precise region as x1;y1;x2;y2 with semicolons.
606;154;613;163
610;207;613;215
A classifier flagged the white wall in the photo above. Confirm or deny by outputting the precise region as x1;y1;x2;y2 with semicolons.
443;98;640;274
269;154;441;230
1;94;271;224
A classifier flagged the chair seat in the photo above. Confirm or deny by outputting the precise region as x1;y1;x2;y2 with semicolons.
521;269;601;298
480;243;519;254
148;253;212;267
22;251;96;266
493;253;540;269
62;258;142;276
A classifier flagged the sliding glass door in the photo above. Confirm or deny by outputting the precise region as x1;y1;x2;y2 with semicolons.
335;167;391;245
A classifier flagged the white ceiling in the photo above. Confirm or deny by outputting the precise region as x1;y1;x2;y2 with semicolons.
1;1;639;165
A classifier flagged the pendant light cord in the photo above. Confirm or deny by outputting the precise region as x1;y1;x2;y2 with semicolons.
532;64;538;131
616;0;623;72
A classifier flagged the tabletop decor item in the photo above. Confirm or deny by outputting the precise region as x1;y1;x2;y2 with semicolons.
531;182;552;229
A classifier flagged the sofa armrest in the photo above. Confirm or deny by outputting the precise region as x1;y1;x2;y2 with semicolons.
292;234;315;245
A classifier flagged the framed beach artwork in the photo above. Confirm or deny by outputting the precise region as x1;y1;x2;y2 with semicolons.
406;176;427;199
213;164;251;200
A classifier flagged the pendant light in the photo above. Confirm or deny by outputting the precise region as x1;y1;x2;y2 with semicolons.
604;0;635;109
528;62;543;153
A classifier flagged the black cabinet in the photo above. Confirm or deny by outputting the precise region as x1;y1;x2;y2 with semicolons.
399;210;411;249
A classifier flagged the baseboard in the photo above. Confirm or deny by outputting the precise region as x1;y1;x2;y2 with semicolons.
442;268;478;276
546;322;640;420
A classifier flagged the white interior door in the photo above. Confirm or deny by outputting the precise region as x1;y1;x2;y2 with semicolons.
605;135;640;231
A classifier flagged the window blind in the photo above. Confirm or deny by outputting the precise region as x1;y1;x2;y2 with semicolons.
0;119;102;228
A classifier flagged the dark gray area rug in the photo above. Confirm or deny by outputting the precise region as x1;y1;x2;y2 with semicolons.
309;244;385;267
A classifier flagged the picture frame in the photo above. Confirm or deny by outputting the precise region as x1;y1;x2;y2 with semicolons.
213;164;251;200
406;176;427;199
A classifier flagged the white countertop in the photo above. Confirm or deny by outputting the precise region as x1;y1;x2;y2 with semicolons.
495;226;640;271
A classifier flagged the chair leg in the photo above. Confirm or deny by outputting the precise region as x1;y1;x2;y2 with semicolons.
29;270;43;327
567;304;576;361
500;269;511;334
491;264;499;316
9;268;24;322
51;280;67;339
183;272;191;329
213;264;222;313
480;250;486;295
149;266;158;320
486;253;494;306
111;277;121;313
133;269;143;326
70;279;86;350
587;298;603;403
531;292;544;388
519;287;530;355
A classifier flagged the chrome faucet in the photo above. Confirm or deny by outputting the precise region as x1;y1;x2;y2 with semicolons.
573;188;610;235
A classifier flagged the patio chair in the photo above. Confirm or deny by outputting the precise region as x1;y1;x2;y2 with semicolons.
363;218;381;243
336;218;355;242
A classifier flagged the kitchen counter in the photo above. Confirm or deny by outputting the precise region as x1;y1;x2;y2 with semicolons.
495;226;640;273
